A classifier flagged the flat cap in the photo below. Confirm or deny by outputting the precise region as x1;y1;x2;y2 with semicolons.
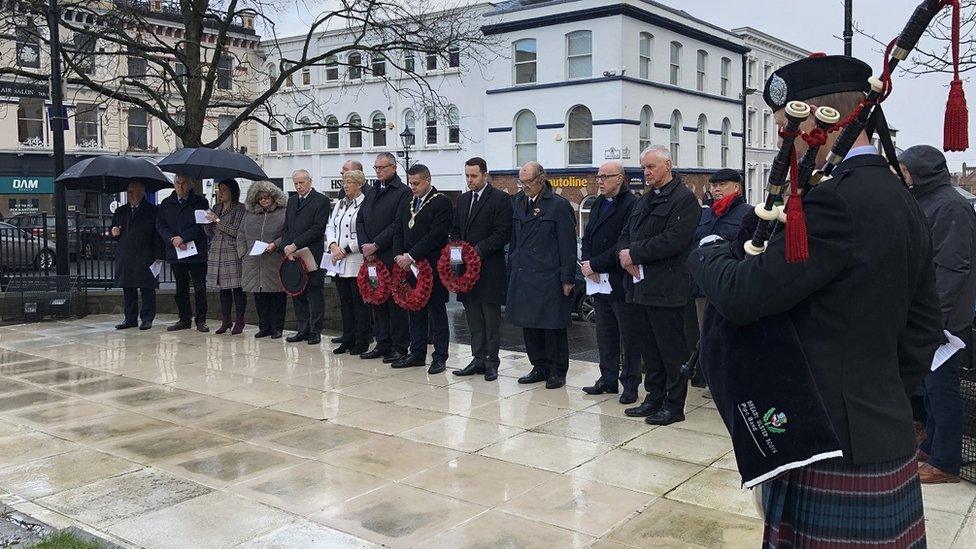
709;168;742;183
763;54;872;111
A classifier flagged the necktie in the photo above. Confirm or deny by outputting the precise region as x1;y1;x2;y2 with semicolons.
600;197;613;218
178;198;184;205
469;192;479;217
414;197;422;211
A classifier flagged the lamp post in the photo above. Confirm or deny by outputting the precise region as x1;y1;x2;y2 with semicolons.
47;0;68;276
399;127;415;170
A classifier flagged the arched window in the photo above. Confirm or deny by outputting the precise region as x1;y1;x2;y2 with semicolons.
266;63;277;86
721;118;731;167
347;52;362;79
285;118;294;151
669;41;682;85
372;112;387;147
425;108;437;145
514;39;536;84
514;110;537;166
669;110;681;165
447;106;460;144
696;49;707;92
639;33;653;79
269;129;277;152
325;115;339;149
348;113;362;148
404;51;416;73
404;110;415;134
697;114;707;167
639;106;653;153
720;57;731;96
324;56;338;81
566;30;592;79
567;105;592;165
579;194;598;233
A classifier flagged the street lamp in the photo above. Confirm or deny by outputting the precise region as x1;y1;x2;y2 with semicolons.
399;127;415;170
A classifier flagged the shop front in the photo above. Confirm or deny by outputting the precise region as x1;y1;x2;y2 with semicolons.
0;153;115;220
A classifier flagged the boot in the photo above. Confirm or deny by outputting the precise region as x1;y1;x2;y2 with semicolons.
215;315;232;334
231;317;245;335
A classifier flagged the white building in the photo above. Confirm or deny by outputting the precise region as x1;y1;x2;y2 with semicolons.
733;27;810;205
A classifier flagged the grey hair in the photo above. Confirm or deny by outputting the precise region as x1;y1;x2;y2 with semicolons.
523;161;546;179
174;173;200;186
343;169;366;186
640;145;672;162
343;159;364;172
291;169;312;182
376;151;397;165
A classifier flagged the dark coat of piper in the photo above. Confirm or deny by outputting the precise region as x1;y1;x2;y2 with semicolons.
357;174;411;269
617;175;701;307
690;154;944;465
506;183;577;330
112;201;164;288
452;183;513;305
156;189;210;264
397;188;453;304
282;188;331;287
581;190;638;301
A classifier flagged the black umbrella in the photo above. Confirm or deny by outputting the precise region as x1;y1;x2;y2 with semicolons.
55;155;173;194
157;147;268;181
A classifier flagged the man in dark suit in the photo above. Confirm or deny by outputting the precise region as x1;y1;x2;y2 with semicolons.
112;181;165;330
391;164;453;374
156;174;210;332
507;162;577;389
451;157;513;382
617;145;701;425
282;168;331;345
358;152;412;363
580;161;639;402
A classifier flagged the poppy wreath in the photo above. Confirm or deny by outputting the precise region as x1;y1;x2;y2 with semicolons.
391;260;434;312
357;261;391;305
437;240;482;294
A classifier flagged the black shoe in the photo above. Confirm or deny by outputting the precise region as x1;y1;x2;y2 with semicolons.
382;350;405;364
196;322;210;333
360;347;388;360
331;336;343;344
644;409;685;426
286;333;308;343
582;382;618;395
270;331;282;339
167;321;191;332
254;330;271;339
428;360;446;375
116;322;137;330
619;390;638;405
484;364;498;382
518;370;548;384
307;334;321;345
333;342;352;355
350;345;369;356
392;354;425;369
624;398;663;417
545;376;566;389
453;360;486;376
139;322;152;331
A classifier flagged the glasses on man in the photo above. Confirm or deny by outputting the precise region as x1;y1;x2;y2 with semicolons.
517;174;539;186
373;163;394;171
595;173;623;181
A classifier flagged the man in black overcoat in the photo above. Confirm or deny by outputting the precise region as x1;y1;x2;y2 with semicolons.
507;162;577;389
451;157;513;382
112;180;165;330
580;161;639;402
392;164;453;374
617;145;701;425
282;168;331;345
156;174;210;332
358;152;412;363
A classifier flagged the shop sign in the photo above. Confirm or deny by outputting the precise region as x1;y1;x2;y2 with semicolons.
549;176;589;188
0;81;49;99
0;176;55;194
330;177;378;190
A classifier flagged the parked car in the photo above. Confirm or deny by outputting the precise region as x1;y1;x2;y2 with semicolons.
0;221;58;270
6;214;109;260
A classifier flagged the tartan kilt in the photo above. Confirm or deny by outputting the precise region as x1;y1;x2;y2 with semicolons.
761;454;926;548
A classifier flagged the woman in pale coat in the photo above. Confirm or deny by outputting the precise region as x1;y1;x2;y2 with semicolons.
236;180;287;338
325;169;371;354
205;178;246;334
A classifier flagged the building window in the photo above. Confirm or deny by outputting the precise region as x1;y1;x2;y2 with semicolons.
74;103;100;149
302;129;312;151
176;61;188;87
639;32;652;79
348;52;363;79
748;165;756;193
404;110;415;135
720;57;731;96
763;61;772;85
72;31;95;75
747;109;756;146
579;194;597;234
696;49;707;92
284;61;294;87
285;119;294;151
721;118;731;167
325;116;339;149
324;56;338;81
567;105;592;165
15;22;41;69
425;108;437;145
762;111;771;148
349;114;363;148
17;98;45;147
762;164;771;188
514;110;537;166
448;46;460;68
639;105;653;153
128;46;147;80
371;54;386;77
301;66;310;85
747;58;756;88
269;130;277;152
372;113;387;147
669;110;681;165
566;30;592;79
404;52;416;73
669;41;682;85
697;114;707;167
218;114;235;150
217;54;233;90
426;51;438;72
127;108;148;151
447;106;460;144
513;39;536;85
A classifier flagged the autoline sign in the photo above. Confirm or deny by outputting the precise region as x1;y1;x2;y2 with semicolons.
0;176;55;194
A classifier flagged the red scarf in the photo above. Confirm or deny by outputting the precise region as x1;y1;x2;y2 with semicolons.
711;191;740;217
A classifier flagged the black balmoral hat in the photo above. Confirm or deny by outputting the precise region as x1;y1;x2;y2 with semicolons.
763;54;872;111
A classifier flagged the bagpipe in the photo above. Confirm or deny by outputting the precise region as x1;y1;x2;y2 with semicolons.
699;0;969;489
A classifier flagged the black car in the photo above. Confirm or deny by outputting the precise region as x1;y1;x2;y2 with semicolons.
0;221;58;271
6;214;110;259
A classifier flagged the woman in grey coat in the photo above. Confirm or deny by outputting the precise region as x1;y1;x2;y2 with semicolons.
205;179;247;334
236;180;288;338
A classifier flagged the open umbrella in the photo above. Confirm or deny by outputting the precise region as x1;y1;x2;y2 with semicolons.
55;155;173;193
157;147;267;181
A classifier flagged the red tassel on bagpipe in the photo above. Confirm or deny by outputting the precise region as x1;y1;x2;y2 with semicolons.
785;149;809;263
943;0;969;151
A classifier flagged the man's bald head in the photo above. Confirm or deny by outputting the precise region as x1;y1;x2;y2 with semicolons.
597;161;625;197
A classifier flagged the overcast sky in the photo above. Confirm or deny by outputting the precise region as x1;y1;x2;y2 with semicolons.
270;0;975;171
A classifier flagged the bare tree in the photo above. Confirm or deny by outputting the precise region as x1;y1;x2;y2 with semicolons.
0;0;498;149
